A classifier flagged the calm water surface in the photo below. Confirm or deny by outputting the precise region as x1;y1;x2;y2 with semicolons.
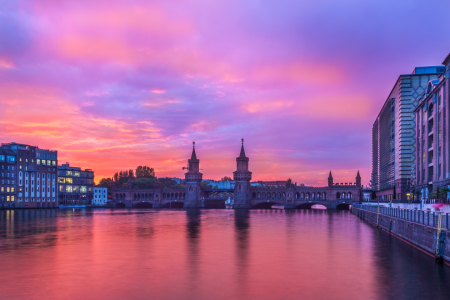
0;209;449;300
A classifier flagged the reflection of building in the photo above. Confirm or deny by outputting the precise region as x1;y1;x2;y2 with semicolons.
372;66;444;202
1;142;58;208
414;53;450;199
58;163;94;205
93;186;108;206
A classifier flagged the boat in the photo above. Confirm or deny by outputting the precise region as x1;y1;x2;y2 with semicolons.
272;205;285;209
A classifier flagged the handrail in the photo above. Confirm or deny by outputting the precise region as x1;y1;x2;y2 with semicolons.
353;204;449;230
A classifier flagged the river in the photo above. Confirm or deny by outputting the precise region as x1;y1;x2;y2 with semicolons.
0;209;449;300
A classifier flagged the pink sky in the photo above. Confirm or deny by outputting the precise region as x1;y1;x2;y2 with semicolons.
1;0;449;186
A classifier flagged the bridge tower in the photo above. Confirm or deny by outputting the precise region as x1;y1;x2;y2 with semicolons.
233;139;252;208
328;171;333;187
356;170;361;188
184;142;203;208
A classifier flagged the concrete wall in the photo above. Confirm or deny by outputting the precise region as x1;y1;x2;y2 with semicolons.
352;206;450;263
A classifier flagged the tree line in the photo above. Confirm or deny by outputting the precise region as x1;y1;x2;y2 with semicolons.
98;166;185;191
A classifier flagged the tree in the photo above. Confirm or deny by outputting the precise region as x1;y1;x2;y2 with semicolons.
136;166;155;178
414;190;422;200
439;187;450;201
157;178;180;189
201;180;213;189
221;176;232;181
132;177;156;189
98;178;112;190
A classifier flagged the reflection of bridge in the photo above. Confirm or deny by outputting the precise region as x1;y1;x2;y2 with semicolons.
112;141;362;209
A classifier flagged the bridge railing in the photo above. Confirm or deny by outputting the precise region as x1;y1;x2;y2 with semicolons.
352;204;449;229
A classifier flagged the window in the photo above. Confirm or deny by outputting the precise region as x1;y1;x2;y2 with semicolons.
66;185;73;192
6;156;15;163
66;178;73;184
66;171;73;176
74;171;80;177
80;186;87;193
41;160;46;165
0;155;4;162
47;160;51;166
37;159;40;165
52;161;56;166
11;187;14;193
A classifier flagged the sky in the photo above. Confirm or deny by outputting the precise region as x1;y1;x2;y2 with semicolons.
1;0;450;186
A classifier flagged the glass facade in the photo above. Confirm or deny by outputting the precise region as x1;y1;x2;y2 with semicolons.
57;164;94;205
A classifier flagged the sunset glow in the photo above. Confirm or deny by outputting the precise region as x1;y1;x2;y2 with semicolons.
1;0;450;184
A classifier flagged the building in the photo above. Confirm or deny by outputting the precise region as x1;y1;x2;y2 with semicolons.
0;148;17;208
112;142;362;209
257;180;294;188
58;163;94;205
414;53;450;199
372;66;445;202
93;186;108;206
205;179;235;189
1;142;58;208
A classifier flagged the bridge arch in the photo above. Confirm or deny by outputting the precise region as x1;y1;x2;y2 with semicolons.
336;203;351;210
162;201;184;208
116;202;126;208
295;202;327;209
133;202;153;208
252;201;283;209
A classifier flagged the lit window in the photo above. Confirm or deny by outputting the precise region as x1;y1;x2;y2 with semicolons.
66;185;73;193
37;159;40;165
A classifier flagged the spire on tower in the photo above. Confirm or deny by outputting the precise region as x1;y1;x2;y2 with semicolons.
191;141;197;160
239;138;246;158
356;170;361;178
328;171;333;179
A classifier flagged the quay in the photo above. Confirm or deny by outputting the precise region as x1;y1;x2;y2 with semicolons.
352;204;450;265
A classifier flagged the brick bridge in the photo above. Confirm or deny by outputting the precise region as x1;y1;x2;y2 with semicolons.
112;142;361;209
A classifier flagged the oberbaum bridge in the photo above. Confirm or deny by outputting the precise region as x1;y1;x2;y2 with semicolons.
111;141;362;209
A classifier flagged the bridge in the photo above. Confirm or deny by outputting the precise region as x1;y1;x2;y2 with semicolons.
111;141;361;209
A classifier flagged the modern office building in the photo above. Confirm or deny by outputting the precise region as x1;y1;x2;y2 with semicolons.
0;142;58;208
93;186;108;206
372;66;445;202
58;163;94;205
414;53;450;199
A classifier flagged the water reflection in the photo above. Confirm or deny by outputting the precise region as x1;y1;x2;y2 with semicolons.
0;209;59;250
234;209;250;297
186;208;202;293
0;209;448;300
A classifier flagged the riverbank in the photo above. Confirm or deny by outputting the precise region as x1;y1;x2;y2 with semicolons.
352;205;450;265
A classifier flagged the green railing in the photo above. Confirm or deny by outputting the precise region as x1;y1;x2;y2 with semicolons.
353;204;449;229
